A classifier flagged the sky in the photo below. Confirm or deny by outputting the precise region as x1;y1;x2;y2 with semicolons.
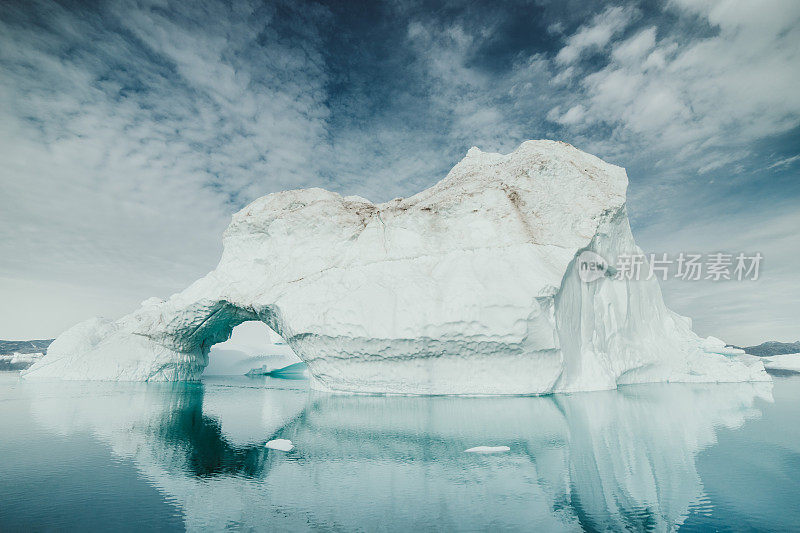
0;0;798;346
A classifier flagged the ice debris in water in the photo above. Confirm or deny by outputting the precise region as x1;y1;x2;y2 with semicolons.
464;446;511;454
265;439;294;452
762;353;800;373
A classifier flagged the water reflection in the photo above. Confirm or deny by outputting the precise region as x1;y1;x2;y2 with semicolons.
23;377;773;531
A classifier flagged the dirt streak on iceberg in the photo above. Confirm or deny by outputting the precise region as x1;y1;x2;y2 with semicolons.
23;140;769;393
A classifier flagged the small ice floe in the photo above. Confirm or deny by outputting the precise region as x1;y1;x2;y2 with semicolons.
464;445;510;454
762;353;800;373
265;439;294;452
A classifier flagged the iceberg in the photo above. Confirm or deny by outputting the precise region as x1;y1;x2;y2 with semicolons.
246;361;309;379
204;321;301;376
0;351;44;371
22;140;768;393
761;353;800;373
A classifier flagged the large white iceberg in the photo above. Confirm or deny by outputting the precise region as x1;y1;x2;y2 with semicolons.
23;140;768;393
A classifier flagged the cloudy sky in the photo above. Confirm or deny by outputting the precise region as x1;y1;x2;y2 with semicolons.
1;0;798;345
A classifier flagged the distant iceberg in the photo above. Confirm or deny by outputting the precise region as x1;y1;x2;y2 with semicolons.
761;353;800;374
0;351;44;371
246;362;308;379
23;140;768;393
204;322;300;376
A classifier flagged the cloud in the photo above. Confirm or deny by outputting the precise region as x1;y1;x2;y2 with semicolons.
555;6;636;65
548;104;586;126
767;154;800;170
548;0;800;171
403;20;521;150
611;27;656;64
0;0;334;335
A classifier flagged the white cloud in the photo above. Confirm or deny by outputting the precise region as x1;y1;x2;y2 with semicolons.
555;6;636;65
697;153;743;174
0;0;334;337
767;154;800;170
611;27;656;64
551;0;800;169
404;20;517;150
549;104;586;126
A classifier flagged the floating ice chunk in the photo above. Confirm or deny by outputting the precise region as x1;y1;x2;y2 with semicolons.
464;446;510;453
0;351;44;370
762;353;800;373
265;439;294;452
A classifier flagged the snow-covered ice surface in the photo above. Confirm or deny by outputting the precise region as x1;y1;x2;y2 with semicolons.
761;354;800;373
23;140;768;393
265;439;294;452
702;336;746;356
465;446;511;453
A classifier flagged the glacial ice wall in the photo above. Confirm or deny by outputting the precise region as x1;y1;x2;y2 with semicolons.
23;140;768;393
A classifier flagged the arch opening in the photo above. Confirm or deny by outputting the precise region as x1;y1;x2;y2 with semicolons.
202;319;300;377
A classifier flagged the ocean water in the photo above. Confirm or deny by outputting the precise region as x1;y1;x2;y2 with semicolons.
1;372;799;532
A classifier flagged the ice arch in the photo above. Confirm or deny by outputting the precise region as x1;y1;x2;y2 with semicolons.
23;140;768;392
24;299;287;381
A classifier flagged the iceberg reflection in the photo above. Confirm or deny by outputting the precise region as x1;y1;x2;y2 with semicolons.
25;378;772;531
